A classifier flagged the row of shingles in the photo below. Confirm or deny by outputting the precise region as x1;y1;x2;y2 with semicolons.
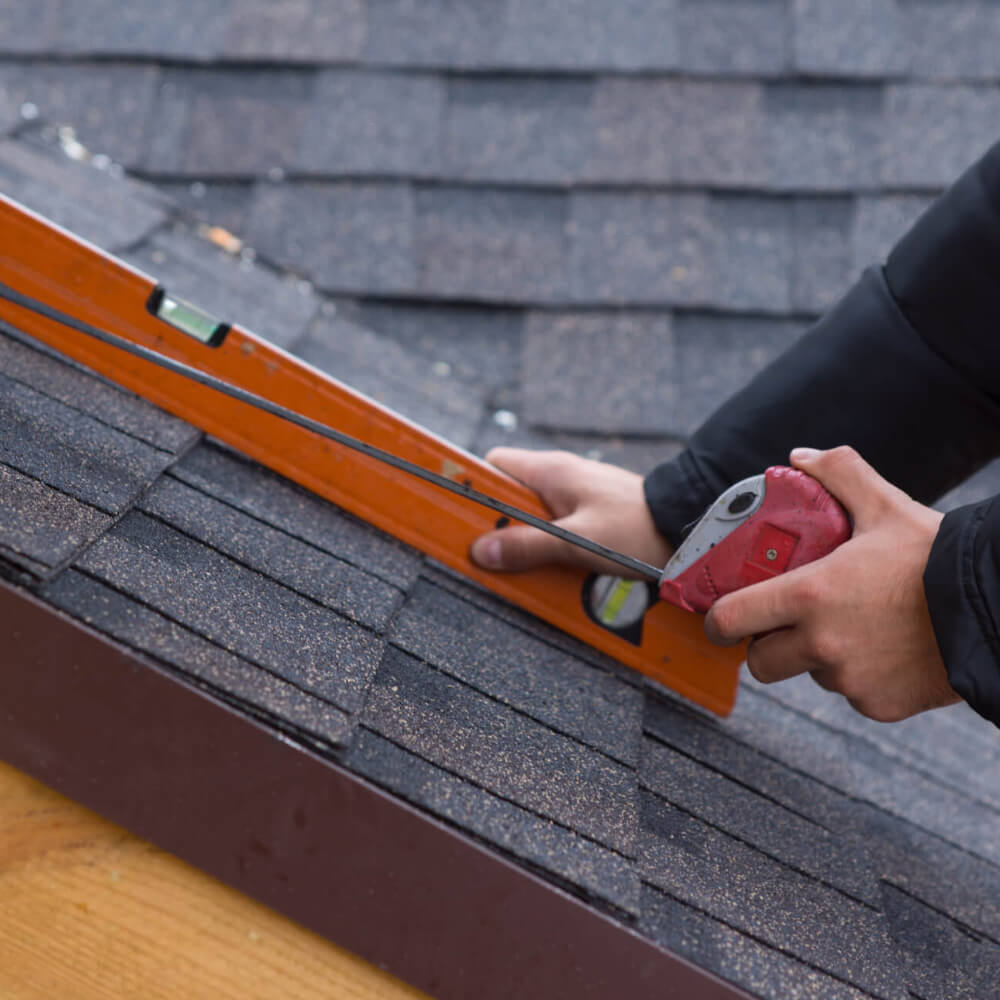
8;61;994;195
8;60;986;199
130;67;1000;192
637;691;1000;999
240;178;934;314
348;568;647;918
7;0;1000;80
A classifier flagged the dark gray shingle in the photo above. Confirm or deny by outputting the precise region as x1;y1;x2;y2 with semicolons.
791;197;853;312
640;887;877;1000
568;191;713;306
0;373;177;514
0;63;159;167
639;793;906;997
347;729;641;915
0;326;196;453
168;442;422;587
388;579;644;765
297;70;445;177
881;881;1000;1000
348;300;524;392
851;195;934;273
496;0;679;72
42;569;355;748
672;314;807;436
764;83;885;191
363;646;638;856
676;0;790;76
77;510;384;711
57;0;229;59
792;0;907;77
520;310;675;435
641;737;879;905
223;0;366;62
444;76;594;186
290;311;485;447
0;138;167;252
0;464;110;577
144;69;314;176
900;0;1000;81
882;85;1000;188
416;187;569;302
140;475;402;630
363;0;504;68
246;181;417;293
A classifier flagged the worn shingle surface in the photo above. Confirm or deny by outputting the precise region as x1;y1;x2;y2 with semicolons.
6;6;1000;998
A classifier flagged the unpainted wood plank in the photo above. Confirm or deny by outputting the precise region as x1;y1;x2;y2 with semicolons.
0;762;430;1000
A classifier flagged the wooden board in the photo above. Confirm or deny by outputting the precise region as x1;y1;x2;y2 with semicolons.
0;762;430;1000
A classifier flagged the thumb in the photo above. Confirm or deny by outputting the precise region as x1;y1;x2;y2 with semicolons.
470;523;574;572
789;445;906;530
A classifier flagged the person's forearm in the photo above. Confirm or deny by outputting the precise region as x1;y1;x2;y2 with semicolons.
645;139;1000;549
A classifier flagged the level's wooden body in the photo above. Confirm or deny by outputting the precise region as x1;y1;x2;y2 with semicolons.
0;195;743;715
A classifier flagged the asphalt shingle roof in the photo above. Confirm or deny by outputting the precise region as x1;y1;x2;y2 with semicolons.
4;5;1000;997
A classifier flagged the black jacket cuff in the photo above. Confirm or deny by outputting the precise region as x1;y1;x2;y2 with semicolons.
925;500;1000;727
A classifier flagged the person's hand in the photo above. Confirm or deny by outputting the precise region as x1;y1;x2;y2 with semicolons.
705;446;960;722
469;448;673;576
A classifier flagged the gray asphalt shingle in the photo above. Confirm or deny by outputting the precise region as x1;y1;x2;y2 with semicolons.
882;84;1000;188
346;728;641;916
223;0;366;62
0;63;159;167
676;0;789;76
140;475;402;631
42;569;355;748
77;510;385;711
520;310;675;435
363;646;638;856
144;69;314;176
0;325;196;453
792;0;907;77
246;181;417;294
168;442;421;588
640;887;877;1000
639;792;906;998
416;186;570;303
0;464;110;578
0;137;167;253
291;311;485;448
298;70;445;177
0;373;177;514
388;579;644;765
347;300;523;392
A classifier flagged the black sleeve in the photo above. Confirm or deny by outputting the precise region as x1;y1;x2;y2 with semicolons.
643;139;1000;725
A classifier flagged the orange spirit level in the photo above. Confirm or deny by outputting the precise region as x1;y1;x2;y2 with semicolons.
0;194;744;715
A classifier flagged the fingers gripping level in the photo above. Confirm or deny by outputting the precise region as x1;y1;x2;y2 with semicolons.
658;467;852;614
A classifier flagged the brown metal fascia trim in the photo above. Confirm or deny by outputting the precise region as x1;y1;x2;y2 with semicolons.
0;578;752;1000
